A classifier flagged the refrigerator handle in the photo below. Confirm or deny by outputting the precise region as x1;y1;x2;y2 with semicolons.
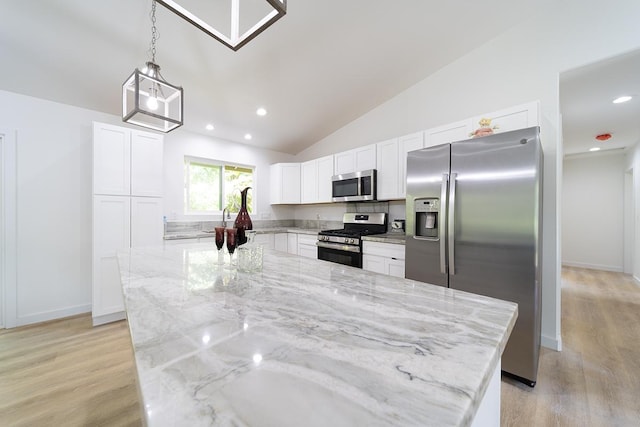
448;173;457;275
440;173;449;275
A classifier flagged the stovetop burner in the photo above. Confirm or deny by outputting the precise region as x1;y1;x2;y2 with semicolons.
318;213;388;242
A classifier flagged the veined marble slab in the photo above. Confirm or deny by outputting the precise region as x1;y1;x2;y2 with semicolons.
118;243;517;427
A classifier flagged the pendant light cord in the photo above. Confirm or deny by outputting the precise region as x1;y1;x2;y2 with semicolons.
150;0;158;64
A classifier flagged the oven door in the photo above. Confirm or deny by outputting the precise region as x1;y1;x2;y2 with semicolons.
317;242;362;268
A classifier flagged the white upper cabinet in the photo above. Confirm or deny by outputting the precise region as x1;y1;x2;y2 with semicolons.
93;122;163;197
301;159;318;204
301;155;334;204
398;132;425;198
131;131;164;197
270;163;301;204
334;144;376;175
424;120;473;148
317;155;334;202
93;123;130;196
375;138;400;200
470;101;539;136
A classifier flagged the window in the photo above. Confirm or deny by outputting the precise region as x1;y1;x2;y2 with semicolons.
184;157;254;214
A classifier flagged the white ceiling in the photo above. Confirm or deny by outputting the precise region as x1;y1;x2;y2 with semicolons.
560;49;640;157
2;1;636;156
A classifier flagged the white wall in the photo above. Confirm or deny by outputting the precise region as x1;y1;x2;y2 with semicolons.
626;144;640;281
562;152;625;271
163;131;295;222
294;0;640;350
0;89;296;327
0;90;116;325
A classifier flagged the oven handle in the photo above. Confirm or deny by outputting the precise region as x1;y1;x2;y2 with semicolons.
316;241;361;253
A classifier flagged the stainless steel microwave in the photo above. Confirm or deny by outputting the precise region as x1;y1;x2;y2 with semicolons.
331;169;377;202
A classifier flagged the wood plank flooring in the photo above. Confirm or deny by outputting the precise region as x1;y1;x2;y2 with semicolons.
502;267;640;426
1;267;639;426
0;316;141;426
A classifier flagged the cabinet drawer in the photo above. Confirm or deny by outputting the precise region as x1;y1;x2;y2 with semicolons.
362;241;405;260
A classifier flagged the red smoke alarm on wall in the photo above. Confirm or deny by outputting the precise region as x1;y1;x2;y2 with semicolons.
595;133;612;141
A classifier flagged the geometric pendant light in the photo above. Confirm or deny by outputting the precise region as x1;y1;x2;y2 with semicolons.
123;0;183;133
156;0;287;51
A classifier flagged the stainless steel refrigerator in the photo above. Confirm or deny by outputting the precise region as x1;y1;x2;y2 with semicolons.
405;126;543;387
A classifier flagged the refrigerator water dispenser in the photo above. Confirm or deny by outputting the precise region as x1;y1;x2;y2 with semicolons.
414;198;440;239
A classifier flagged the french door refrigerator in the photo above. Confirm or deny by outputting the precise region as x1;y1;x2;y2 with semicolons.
405;126;543;387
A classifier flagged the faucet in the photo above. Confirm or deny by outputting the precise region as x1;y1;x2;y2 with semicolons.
222;207;229;227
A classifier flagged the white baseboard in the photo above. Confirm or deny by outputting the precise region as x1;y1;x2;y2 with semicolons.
15;304;91;328
541;333;562;351
561;261;622;273
92;311;126;326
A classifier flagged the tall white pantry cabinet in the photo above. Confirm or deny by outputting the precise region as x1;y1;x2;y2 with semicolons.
92;122;164;326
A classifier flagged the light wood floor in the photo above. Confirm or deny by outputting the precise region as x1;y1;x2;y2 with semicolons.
0;316;141;426
502;267;640;426
1;267;639;426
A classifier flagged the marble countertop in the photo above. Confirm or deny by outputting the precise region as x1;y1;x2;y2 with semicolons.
118;243;517;426
164;227;319;240
362;232;406;245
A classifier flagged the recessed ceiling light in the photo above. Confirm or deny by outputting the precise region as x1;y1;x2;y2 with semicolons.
205;124;214;131
589;147;601;152
256;107;267;116
613;95;632;104
244;133;252;140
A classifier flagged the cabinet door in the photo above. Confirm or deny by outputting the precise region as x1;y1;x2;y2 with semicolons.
363;254;386;274
334;151;356;176
334;145;376;175
316;155;334;202
355;145;376;171
281;164;301;203
93;123;130;196
271;163;301;204
399;132;425;197
92;195;130;323
287;233;298;255
376;138;400;200
274;233;288;252
131;131;164;197
300;160;318;204
425;120;473;148
253;233;275;250
470;101;539;135
131;197;163;247
297;234;318;259
387;259;406;278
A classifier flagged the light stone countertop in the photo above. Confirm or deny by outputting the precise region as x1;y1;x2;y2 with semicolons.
117;243;517;427
163;227;319;240
362;232;406;245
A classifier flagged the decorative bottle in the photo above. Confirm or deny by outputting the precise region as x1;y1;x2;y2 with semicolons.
234;187;253;246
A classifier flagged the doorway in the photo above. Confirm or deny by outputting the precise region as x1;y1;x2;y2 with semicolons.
560;49;640;275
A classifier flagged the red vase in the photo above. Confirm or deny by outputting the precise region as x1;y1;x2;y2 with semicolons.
234;187;253;246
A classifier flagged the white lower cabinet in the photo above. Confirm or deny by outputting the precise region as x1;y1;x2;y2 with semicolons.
274;233;288;252
362;241;405;278
253;233;275;250
92;195;131;325
131;197;164;247
92;195;163;326
297;234;318;259
287;233;298;255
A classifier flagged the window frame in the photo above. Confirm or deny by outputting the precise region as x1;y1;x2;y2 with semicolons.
184;156;255;215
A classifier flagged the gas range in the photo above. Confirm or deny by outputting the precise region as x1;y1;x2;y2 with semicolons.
317;213;387;266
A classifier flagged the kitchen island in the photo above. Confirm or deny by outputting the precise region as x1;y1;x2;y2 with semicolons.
117;242;517;426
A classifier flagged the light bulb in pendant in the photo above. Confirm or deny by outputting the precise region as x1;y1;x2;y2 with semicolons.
147;87;159;110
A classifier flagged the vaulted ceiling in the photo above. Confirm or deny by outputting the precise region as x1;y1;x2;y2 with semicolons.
1;1;637;156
